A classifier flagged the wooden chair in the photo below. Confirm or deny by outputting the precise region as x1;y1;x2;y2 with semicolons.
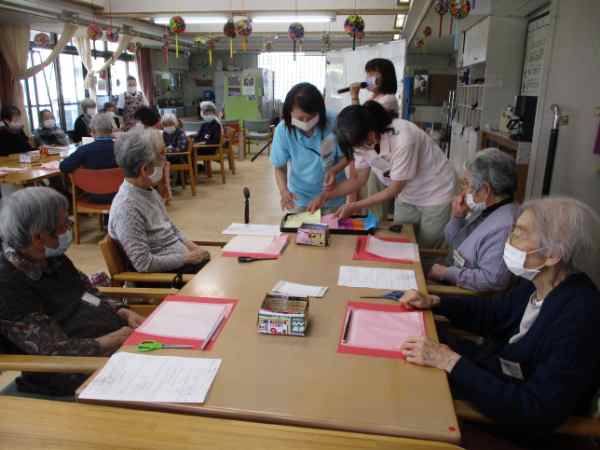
99;234;226;287
166;139;196;196
242;119;273;158
222;125;238;175
192;136;227;184
69;168;124;245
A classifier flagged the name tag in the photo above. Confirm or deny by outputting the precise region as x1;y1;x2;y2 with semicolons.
500;358;524;380
369;155;391;173
453;250;466;268
82;292;101;307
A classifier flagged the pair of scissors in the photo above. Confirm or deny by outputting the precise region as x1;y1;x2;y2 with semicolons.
137;340;194;352
359;290;405;301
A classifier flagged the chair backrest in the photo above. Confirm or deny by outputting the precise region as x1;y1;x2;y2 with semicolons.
243;120;270;133
99;234;128;277
71;168;124;195
182;121;204;133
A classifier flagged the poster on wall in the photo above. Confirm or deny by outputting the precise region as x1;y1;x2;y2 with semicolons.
229;87;242;96
521;13;549;97
242;76;255;96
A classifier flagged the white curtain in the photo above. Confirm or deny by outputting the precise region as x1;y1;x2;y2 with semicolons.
0;24;30;131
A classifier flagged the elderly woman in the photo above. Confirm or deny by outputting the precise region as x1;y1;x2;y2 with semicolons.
162;113;188;153
108;129;210;274
428;148;519;292
72;98;96;143
0;105;34;155
194;101;222;150
34;109;69;147
0;187;143;396
399;197;600;435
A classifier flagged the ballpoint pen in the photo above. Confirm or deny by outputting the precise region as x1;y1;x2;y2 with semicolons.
137;341;194;352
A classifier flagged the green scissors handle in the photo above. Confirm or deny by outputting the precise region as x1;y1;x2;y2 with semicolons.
137;340;194;352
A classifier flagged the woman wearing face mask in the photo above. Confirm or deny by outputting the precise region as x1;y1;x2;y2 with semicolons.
427;148;519;292
398;197;600;440
34;109;69;147
103;102;121;130
0;187;143;396
271;83;347;213
117;76;149;130
72;98;97;143
194;101;222;151
310;101;455;248
0;105;34;155
108;129;210;274
350;58;400;113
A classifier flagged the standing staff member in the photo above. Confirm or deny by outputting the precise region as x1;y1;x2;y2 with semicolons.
270;83;347;213
117;76;149;130
310;101;455;248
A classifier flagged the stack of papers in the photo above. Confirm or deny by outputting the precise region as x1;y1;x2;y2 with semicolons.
222;223;281;237
338;266;418;290
364;236;419;261
222;234;288;258
283;210;322;228
79;352;221;403
272;281;328;298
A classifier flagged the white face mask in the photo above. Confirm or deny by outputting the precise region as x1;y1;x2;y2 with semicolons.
465;192;486;213
45;229;73;258
292;114;319;133
86;108;96;117
201;112;216;121
366;75;378;92
163;126;176;134
43;119;56;129
127;86;137;94
503;241;545;281
148;165;163;185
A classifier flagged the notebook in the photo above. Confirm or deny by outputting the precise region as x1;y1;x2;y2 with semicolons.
353;236;419;264
222;234;289;259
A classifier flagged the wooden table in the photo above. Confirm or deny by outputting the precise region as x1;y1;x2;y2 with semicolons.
0;147;75;185
80;226;460;444
0;397;464;450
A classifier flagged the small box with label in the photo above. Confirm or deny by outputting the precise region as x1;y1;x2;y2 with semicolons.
257;294;309;336
296;223;329;247
19;151;41;164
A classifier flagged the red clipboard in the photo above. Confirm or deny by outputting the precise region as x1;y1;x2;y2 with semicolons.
352;236;416;264
337;301;425;359
222;234;289;259
124;296;238;351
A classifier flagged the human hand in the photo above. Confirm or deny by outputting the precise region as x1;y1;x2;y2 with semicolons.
400;336;460;372
307;193;327;214
323;169;337;191
350;82;362;101
452;192;469;218
280;189;296;211
184;248;211;265
398;289;440;310
96;326;133;354
334;202;357;219
428;264;449;281
117;308;146;328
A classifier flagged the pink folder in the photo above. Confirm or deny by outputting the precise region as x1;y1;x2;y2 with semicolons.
124;296;238;351
337;301;425;359
222;235;289;259
353;236;415;264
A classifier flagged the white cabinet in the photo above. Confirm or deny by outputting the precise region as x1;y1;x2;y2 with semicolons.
463;18;490;67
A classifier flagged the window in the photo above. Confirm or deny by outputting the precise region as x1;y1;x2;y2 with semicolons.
21;49;61;130
258;52;326;102
59;52;86;130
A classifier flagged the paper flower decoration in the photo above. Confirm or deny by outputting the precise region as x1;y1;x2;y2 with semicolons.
434;0;450;37
423;26;433;37
235;18;252;52
87;23;103;51
224;19;237;59
33;32;50;48
106;28;119;43
450;0;471;19
288;22;304;60
344;15;365;50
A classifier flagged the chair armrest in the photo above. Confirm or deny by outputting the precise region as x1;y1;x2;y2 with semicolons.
97;286;175;300
192;143;220;149
420;248;450;257
427;284;480;297
112;273;194;284
0;355;107;374
166;151;190;156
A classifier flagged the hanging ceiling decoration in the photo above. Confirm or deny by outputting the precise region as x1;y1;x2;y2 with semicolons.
223;19;237;60
344;15;365;51
235;18;253;52
168;16;186;58
450;0;471;19
162;29;170;65
433;0;450;37
33;32;50;48
320;32;331;54
288;22;304;60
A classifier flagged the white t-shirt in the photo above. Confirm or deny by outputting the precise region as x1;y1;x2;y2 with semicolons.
353;118;456;207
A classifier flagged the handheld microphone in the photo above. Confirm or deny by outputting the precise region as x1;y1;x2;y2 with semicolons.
243;187;250;224
337;82;368;94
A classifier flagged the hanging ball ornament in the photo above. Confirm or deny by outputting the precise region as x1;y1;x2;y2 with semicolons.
87;23;103;41
344;15;365;50
106;28;119;43
434;0;450;15
450;0;471;19
168;16;186;57
235;18;253;52
423;26;433;37
33;32;50;48
288;22;304;60
224;19;237;59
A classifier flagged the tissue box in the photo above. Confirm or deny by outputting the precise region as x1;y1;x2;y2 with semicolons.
296;223;329;247
19;151;41;164
257;294;309;336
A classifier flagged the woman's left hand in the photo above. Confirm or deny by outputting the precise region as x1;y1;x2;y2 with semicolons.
117;308;146;328
335;202;357;219
428;264;449;281
400;336;460;372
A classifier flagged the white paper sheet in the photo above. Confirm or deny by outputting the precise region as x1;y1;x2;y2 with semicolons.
338;266;418;290
222;223;281;237
79;353;221;403
272;281;328;298
283;210;322;228
138;301;226;341
222;235;277;254
365;237;419;261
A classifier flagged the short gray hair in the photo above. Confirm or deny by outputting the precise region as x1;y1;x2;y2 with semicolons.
91;112;114;133
80;98;96;111
200;101;217;115
161;112;178;126
0;187;68;250
522;197;600;273
465;148;517;196
114;129;159;178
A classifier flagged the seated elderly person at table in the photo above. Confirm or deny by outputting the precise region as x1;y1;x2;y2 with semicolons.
0;187;143;396
162;112;188;153
72;98;96;143
399;197;600;437
194;101;222;154
0;105;34;156
428;148;519;292
108;129;210;274
34;109;69;147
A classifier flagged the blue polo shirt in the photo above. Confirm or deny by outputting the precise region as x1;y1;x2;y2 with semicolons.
270;111;346;208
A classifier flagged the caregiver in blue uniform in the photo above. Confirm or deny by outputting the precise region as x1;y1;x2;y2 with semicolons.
270;83;346;213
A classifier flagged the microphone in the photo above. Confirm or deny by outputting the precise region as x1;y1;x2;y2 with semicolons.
243;187;250;224
337;82;368;94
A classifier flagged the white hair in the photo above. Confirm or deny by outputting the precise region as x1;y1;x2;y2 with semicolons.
200;101;217;115
114;129;159;178
91;112;114;133
80;98;96;111
161;112;178;126
0;187;69;250
522;197;600;274
465;148;517;196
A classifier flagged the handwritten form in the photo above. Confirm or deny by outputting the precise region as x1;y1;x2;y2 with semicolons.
365;237;419;261
79;353;222;403
272;281;328;298
338;266;418;290
222;223;281;237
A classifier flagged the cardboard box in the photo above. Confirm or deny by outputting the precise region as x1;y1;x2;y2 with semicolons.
258;294;309;336
296;223;329;247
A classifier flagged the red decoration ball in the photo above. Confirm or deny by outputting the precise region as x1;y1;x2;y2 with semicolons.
224;19;237;38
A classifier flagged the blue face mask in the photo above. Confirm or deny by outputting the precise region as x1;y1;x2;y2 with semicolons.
45;229;73;258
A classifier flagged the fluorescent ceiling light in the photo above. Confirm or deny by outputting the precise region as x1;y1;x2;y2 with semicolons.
395;14;406;29
252;15;334;24
393;34;400;40
154;16;228;25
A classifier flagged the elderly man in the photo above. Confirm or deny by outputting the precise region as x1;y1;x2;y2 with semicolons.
400;197;600;438
72;98;96;143
108;129;210;273
428;148;519;292
0;187;143;396
34;109;69;147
